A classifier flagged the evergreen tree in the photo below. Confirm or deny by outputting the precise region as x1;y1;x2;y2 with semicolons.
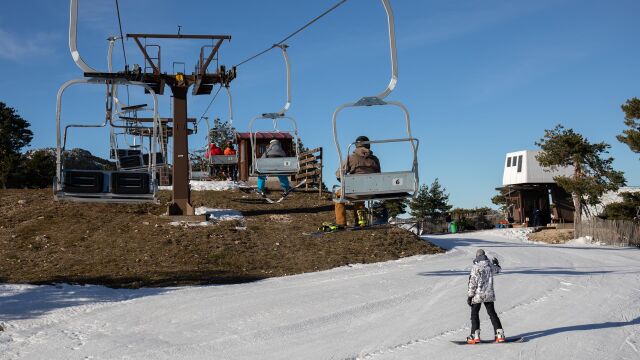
536;124;626;224
385;199;408;218
617;97;640;157
409;178;452;220
16;149;57;188
208;118;236;149
491;188;509;212
600;192;640;221
0;102;33;188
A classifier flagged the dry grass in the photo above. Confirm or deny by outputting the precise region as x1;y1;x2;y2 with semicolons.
0;188;442;288
528;228;575;244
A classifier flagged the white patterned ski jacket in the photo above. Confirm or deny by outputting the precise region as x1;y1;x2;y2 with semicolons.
467;257;501;304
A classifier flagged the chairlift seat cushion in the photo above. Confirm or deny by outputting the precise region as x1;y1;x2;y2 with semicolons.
343;171;415;197
63;170;105;193
254;157;298;174
111;172;151;194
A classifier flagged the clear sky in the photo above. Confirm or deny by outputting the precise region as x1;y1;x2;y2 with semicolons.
1;0;638;208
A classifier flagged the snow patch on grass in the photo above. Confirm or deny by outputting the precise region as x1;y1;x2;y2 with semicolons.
194;207;243;221
159;180;240;191
566;236;606;246
168;208;244;227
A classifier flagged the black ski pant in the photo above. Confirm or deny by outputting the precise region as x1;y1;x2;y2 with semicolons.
470;302;502;335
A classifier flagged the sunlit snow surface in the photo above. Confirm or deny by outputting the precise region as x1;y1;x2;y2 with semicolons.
1;228;639;359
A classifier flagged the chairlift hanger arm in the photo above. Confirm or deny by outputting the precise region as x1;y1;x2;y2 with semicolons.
277;44;292;115
375;0;398;100
224;86;233;124
69;0;98;73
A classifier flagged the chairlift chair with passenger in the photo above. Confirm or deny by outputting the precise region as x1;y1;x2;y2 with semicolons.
208;86;239;167
249;44;301;176
332;0;419;203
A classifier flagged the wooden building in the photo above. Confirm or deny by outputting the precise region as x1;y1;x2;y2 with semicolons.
497;150;575;225
236;132;294;181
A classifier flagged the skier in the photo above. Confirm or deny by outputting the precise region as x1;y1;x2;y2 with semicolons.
257;139;291;196
334;135;381;228
467;248;505;344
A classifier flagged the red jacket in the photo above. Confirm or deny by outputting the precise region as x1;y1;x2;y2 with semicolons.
206;144;223;158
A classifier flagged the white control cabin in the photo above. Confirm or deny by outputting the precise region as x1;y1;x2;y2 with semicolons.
502;150;573;186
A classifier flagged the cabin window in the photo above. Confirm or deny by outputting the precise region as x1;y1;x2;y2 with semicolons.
512;156;517;167
506;157;512;167
517;155;523;173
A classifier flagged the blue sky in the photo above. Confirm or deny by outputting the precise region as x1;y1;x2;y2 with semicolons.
1;0;638;208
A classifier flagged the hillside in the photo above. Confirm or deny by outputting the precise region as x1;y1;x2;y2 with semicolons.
0;188;441;288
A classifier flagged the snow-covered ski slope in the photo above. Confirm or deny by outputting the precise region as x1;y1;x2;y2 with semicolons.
1;229;639;359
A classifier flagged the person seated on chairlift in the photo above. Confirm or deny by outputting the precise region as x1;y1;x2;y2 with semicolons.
334;135;381;228
205;143;223;158
223;141;238;181
257;139;291;196
224;142;236;155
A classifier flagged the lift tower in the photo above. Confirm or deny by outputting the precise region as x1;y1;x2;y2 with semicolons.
86;34;236;215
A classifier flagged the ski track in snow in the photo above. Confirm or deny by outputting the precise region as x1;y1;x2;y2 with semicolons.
1;229;640;359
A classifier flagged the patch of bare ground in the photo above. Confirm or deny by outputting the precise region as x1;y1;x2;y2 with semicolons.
0;188;442;288
528;228;575;244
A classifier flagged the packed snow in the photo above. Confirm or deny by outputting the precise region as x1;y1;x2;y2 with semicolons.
1;229;639;359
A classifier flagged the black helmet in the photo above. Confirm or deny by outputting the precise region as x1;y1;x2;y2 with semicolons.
355;135;370;149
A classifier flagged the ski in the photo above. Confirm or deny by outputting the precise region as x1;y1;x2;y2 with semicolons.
237;179;307;204
237;186;276;204
275;179;308;203
450;337;525;345
306;222;391;236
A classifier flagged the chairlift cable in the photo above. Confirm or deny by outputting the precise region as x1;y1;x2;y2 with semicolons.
234;0;348;67
198;85;223;125
114;0;130;104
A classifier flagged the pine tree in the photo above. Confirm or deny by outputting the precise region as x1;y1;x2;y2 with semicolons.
409;178;452;220
208;118;236;149
536;124;626;224
0;102;33;188
618;97;640;157
600;192;640;221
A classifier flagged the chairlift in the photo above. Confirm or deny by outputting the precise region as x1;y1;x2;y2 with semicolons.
208;86;239;167
55;4;162;202
332;0;419;203
248;44;300;176
54;78;162;203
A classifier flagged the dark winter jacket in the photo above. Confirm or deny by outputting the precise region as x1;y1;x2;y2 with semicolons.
336;147;381;179
467;255;501;304
262;141;287;158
